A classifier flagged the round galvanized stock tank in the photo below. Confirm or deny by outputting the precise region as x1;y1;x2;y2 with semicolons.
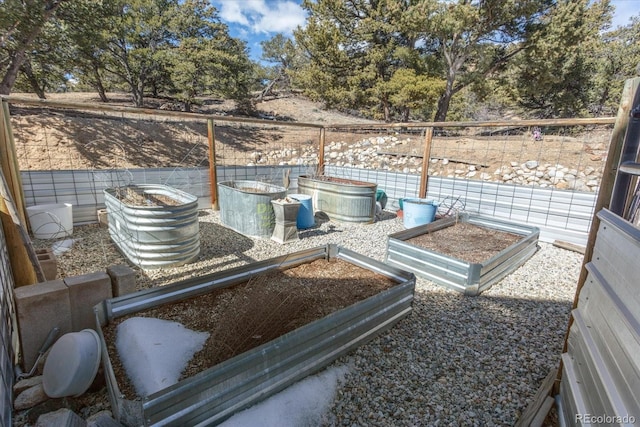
297;175;377;223
218;180;287;237
103;184;200;269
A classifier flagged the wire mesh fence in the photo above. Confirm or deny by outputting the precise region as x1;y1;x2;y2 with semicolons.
3;97;616;244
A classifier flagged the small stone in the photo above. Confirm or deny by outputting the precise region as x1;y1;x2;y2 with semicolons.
14;383;49;411
86;410;123;427
36;408;86;427
13;375;43;395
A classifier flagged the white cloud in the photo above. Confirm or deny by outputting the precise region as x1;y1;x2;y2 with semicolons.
215;0;307;35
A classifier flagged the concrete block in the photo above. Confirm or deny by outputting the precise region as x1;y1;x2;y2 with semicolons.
106;264;136;297
14;280;72;372
97;208;108;227
64;272;112;332
35;248;57;281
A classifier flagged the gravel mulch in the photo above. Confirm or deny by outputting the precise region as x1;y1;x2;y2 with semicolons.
22;209;581;426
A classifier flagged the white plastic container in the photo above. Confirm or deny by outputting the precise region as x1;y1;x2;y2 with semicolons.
26;203;73;239
42;329;101;398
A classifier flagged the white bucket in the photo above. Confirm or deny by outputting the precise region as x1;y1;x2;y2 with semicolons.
26;203;73;239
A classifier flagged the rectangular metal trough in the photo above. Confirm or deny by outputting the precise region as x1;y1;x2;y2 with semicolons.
385;213;539;296
94;244;415;426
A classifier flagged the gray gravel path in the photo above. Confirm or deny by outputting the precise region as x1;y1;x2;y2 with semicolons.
42;209;581;425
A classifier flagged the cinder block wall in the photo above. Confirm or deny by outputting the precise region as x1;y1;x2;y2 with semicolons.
13;264;135;371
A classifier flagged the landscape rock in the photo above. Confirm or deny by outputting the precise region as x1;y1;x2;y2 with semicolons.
14;383;49;411
86;410;124;427
13;375;43;395
36;408;86;427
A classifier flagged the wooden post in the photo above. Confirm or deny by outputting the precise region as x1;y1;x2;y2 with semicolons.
0;168;45;285
207;118;219;210
554;77;640;394
418;127;434;198
317;127;326;175
0;100;28;228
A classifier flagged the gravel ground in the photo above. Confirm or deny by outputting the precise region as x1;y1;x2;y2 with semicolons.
26;209;582;426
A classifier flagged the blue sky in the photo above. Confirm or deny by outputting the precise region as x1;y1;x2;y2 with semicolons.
211;0;640;63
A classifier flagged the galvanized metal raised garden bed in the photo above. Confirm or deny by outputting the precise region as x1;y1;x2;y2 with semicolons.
103;184;200;270
297;175;377;223
217;180;287;237
94;244;415;426
385;213;539;296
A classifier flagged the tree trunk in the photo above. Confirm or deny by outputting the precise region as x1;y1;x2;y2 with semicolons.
131;80;144;107
92;63;109;102
0;0;67;95
382;98;390;122
21;59;46;99
0;49;27;95
402;107;410;122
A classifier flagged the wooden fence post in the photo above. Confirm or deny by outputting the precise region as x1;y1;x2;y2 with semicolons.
318;127;326;175
207;118;219;210
0;100;28;228
418;126;434;198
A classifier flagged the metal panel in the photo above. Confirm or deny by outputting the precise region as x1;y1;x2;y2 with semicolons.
217;180;287;237
559;353;589;427
104;184;200;270
21;166;596;244
0;220;15;427
325;166;595;245
558;209;640;426
385;213;539;295
94;244;415;426
297;175;377;223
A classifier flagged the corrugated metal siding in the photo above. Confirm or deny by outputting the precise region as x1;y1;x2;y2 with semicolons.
0;222;16;427
325;166;595;246
21;166;595;245
103;185;201;269
558;209;640;426
21;168;212;224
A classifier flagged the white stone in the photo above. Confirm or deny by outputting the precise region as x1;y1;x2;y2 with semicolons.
525;160;539;169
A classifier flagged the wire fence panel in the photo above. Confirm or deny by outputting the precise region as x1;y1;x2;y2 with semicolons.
211;119;322;186
0;223;17;427
7;99;614;247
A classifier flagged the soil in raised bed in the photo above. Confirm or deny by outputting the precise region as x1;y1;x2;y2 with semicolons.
405;221;522;264
114;186;181;207
102;258;397;400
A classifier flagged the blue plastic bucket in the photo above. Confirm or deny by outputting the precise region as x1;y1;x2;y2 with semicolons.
289;194;315;229
402;198;438;228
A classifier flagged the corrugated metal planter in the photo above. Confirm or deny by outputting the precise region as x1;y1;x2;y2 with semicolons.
385;213;539;296
103;185;200;270
94;244;415;426
297;175;377;223
218;180;287;237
